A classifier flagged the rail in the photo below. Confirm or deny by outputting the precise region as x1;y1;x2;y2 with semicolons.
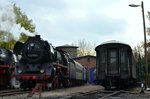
0;89;27;97
27;83;43;98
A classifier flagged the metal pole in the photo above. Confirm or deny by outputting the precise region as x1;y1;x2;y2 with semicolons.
141;1;148;88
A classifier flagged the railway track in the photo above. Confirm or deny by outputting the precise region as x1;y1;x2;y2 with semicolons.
0;89;140;99
0;85;142;98
99;90;124;99
0;89;28;97
58;90;128;99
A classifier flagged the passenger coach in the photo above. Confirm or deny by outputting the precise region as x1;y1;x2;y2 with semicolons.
95;40;136;89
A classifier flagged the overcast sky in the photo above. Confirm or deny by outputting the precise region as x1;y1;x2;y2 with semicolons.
4;0;150;48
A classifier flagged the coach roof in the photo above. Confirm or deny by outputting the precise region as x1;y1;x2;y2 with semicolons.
95;40;131;50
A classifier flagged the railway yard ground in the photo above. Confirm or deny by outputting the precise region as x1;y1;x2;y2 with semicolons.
1;84;150;99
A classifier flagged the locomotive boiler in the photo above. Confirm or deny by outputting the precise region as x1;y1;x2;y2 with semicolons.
13;35;86;90
95;40;136;89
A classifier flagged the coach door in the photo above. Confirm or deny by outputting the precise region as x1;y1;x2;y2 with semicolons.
107;49;119;75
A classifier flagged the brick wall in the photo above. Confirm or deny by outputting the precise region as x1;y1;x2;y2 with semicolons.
74;55;96;82
75;56;96;68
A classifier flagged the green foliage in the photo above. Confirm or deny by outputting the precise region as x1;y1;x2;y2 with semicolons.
0;32;30;49
136;54;145;82
147;74;150;87
0;32;5;40
19;33;29;42
133;44;143;61
0;40;16;49
0;4;36;49
0;42;7;48
0;31;16;49
7;39;16;49
13;4;35;33
133;43;147;82
147;12;150;35
0;34;29;49
0;31;8;41
77;49;95;57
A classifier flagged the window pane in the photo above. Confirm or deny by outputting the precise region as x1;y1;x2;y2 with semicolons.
107;50;119;74
110;51;116;58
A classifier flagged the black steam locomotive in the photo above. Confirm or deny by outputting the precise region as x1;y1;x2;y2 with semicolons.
13;35;86;90
0;48;15;88
95;40;136;89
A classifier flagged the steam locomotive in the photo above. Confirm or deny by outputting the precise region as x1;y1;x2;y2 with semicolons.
95;40;137;89
0;48;15;89
13;35;86;90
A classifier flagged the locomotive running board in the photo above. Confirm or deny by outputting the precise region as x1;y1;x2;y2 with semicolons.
27;83;43;98
0;65;14;68
53;63;67;69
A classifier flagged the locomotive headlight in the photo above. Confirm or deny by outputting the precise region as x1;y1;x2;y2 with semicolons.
30;43;35;47
40;69;44;73
18;70;22;74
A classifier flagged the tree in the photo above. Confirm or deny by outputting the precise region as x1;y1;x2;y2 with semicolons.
133;43;143;61
147;11;150;35
13;4;35;33
136;54;145;82
72;39;96;56
133;43;145;82
0;31;16;49
0;31;8;42
0;4;36;49
19;33;29;42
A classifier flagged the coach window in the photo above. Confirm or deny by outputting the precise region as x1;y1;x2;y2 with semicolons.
100;50;106;72
100;51;105;63
127;49;132;75
121;51;126;70
107;49;119;74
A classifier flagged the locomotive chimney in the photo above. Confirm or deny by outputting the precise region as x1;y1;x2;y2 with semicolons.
35;35;40;39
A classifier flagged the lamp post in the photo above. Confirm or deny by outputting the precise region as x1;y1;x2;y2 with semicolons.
129;1;148;89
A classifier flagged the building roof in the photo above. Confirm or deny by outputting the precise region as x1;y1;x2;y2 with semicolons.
56;44;78;48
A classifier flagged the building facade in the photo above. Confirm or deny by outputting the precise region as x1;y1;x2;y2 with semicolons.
56;45;78;58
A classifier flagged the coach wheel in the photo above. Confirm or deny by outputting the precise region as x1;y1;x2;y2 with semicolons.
104;85;111;90
62;79;70;88
67;80;71;87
